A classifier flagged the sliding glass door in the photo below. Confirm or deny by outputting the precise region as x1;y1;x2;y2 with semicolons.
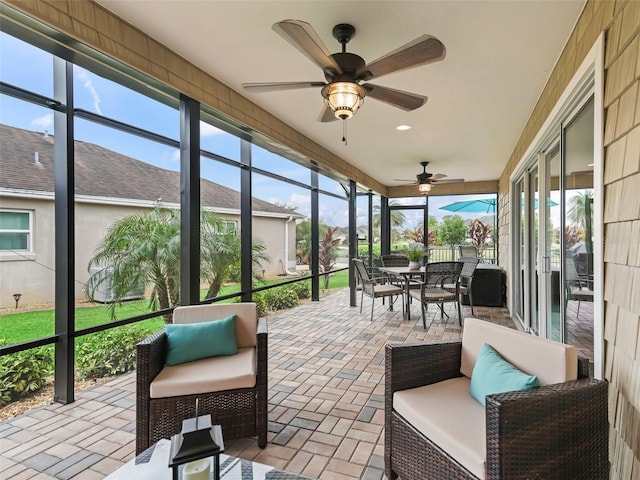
513;97;594;357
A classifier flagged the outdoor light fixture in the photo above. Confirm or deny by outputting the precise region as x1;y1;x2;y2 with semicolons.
169;400;223;480
418;182;432;194
322;82;366;120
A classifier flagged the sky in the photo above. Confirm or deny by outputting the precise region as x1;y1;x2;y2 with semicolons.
0;31;497;229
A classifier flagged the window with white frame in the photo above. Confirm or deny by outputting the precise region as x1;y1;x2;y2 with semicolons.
0;210;32;252
216;220;237;236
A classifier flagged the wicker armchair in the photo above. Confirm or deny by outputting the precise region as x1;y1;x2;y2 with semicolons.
385;320;609;480
136;303;267;455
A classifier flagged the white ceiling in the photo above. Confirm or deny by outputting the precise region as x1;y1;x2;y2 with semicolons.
96;0;585;190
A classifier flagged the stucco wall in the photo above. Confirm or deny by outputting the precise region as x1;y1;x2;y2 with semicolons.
0;197;55;309
0;196;292;309
252;215;298;277
497;1;640;477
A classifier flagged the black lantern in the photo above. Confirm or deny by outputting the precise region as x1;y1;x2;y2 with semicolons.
168;401;223;480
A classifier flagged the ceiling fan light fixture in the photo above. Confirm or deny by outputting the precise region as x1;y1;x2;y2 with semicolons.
418;182;432;194
322;82;366;120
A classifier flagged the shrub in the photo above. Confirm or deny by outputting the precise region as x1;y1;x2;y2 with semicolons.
0;342;53;407
76;325;154;380
251;293;269;317
291;281;311;300
263;286;299;311
250;283;306;317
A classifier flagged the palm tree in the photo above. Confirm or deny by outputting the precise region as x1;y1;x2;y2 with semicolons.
568;190;593;229
200;211;270;299
296;219;313;263
372;201;406;229
88;203;270;323
88;203;180;323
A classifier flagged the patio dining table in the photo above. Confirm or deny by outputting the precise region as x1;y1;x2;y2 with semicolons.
378;265;425;320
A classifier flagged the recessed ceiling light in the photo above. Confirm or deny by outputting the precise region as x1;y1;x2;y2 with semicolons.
396;125;411;131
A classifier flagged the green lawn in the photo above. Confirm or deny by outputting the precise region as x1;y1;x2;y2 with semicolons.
0;269;348;346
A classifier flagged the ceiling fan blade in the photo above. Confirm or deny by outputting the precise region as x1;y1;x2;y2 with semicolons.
356;35;445;81
242;81;326;92
273;20;343;74
393;179;418;182
363;83;427;111
431;178;465;184
318;105;338;123
430;173;448;180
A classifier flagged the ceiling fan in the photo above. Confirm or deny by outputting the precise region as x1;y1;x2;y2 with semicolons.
242;19;446;122
394;161;464;194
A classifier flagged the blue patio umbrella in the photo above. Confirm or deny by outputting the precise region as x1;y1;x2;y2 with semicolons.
439;198;497;214
440;197;558;260
440;198;498;259
439;197;557;215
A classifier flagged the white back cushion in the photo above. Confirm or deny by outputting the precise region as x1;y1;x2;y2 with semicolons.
172;303;257;348
460;318;578;386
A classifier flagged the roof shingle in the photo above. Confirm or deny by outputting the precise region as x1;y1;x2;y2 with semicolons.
0;124;295;215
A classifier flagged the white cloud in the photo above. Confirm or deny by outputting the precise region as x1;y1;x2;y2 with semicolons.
31;114;53;131
319;202;349;228
200;122;225;137
77;68;103;115
288;193;311;217
171;148;180;162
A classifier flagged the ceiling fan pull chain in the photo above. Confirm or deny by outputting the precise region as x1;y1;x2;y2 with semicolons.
342;119;348;145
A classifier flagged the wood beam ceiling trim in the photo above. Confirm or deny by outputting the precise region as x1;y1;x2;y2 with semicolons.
387;180;499;198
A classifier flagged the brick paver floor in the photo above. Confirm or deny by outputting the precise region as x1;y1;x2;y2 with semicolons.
1;287;518;479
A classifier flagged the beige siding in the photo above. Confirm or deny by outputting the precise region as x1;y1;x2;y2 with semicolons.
498;1;640;477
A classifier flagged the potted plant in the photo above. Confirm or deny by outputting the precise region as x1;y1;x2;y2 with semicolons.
404;243;426;270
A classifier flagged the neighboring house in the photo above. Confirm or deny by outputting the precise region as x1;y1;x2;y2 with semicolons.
0;124;302;309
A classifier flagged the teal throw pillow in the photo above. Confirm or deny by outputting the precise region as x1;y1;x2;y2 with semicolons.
469;343;539;406
164;315;238;366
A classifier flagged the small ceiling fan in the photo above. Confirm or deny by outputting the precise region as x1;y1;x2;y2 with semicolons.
242;19;446;122
394;161;464;193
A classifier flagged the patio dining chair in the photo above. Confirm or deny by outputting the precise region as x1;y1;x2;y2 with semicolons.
444;256;480;316
380;254;409;287
353;258;404;321
408;261;463;328
458;245;479;258
565;252;594;317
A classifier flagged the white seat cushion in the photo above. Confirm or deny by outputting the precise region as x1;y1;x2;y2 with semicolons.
394;377;486;479
150;347;256;398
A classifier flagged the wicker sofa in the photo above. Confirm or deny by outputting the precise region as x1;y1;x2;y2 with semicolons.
135;303;267;455
385;317;608;479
